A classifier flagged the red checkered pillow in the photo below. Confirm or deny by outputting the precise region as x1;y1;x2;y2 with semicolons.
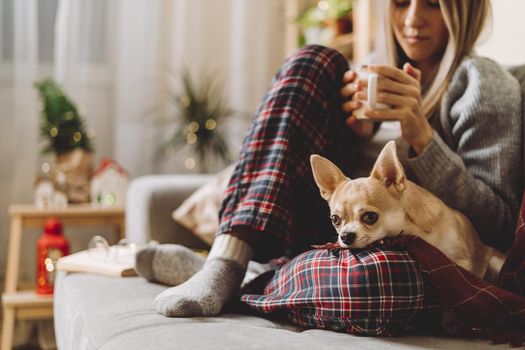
241;247;426;336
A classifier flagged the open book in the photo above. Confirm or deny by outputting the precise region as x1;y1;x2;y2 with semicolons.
57;246;137;277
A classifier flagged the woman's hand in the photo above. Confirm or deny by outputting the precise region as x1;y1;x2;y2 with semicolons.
360;63;434;154
340;70;374;139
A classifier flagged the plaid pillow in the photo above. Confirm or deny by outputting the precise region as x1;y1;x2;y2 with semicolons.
241;247;425;336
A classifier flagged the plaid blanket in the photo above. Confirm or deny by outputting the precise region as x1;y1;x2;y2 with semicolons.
241;194;525;346
397;193;525;346
241;248;426;336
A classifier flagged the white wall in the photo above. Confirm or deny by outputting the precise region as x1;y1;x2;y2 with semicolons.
476;0;525;65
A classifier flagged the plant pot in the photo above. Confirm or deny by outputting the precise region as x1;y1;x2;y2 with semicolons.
55;149;94;203
335;16;353;35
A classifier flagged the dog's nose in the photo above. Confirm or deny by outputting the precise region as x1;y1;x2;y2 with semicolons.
341;231;356;245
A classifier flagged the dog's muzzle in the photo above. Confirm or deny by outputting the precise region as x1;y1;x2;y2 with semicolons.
340;231;357;245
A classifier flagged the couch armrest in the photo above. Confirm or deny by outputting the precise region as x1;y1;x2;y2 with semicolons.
125;174;213;249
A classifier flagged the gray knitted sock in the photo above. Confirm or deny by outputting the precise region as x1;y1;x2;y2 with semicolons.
135;244;205;286
154;234;252;317
154;257;245;316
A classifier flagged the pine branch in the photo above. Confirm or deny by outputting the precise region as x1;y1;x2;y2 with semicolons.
34;79;94;154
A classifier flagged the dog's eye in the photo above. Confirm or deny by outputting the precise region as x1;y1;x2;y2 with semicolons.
330;214;342;226
362;211;378;225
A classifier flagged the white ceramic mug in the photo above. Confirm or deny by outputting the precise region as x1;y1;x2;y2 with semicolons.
353;69;392;120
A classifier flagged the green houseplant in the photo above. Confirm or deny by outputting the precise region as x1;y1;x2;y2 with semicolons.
296;0;353;46
158;70;237;173
34;79;94;203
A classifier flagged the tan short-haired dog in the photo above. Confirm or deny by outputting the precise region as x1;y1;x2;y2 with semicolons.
310;141;506;282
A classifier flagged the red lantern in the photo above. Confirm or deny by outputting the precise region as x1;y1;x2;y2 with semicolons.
36;217;69;294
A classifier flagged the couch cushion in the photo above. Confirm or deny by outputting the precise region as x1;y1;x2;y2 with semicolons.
54;271;511;350
172;164;234;246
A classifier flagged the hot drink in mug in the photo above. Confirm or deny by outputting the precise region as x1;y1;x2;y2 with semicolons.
353;68;392;120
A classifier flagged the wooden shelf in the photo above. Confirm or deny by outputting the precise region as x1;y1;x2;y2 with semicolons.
6;204;126;231
2;291;53;309
9;204;125;217
284;0;376;64
2;204;126;350
2;291;54;320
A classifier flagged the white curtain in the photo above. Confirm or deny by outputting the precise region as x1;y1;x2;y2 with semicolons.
0;0;286;346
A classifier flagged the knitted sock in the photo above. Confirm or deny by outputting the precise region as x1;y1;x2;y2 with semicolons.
135;244;205;286
154;234;253;317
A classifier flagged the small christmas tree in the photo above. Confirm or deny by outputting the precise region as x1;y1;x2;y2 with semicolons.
34;79;93;154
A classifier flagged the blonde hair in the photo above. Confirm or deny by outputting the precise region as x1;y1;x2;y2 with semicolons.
382;0;491;116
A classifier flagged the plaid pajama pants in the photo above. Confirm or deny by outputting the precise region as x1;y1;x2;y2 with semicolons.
218;45;361;260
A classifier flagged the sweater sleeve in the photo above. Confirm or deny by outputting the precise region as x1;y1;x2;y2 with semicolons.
406;57;523;251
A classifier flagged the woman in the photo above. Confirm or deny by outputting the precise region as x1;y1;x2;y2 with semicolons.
139;0;522;322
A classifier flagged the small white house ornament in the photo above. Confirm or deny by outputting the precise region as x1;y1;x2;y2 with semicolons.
90;158;129;207
53;172;68;208
34;163;69;209
35;178;55;209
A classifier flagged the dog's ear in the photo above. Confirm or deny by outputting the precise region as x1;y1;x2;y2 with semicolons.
310;154;347;201
370;141;406;192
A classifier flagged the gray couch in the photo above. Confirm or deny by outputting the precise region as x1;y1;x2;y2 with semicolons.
53;174;514;350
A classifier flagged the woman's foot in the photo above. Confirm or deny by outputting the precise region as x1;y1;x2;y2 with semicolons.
154;257;245;316
135;244;205;286
153;234;253;317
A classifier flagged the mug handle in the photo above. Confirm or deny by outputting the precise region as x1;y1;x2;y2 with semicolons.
367;73;378;109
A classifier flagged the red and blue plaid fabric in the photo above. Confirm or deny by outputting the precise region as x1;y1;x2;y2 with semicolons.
397;192;525;346
218;45;359;261
241;248;426;336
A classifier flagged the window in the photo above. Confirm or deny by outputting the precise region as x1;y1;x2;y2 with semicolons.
0;0;110;81
1;0;59;63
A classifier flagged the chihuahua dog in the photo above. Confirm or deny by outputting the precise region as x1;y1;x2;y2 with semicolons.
310;141;506;282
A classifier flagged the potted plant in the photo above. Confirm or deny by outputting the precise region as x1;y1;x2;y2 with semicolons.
34;79;94;203
157;70;238;173
296;0;353;46
324;0;353;35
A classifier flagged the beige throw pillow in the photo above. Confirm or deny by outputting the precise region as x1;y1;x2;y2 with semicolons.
172;164;235;245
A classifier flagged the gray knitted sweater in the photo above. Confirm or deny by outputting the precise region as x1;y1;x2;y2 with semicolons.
406;56;523;251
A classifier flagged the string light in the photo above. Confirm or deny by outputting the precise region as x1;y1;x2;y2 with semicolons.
164;145;176;158
318;0;329;10
104;193;116;206
45;258;54;272
187;121;199;133
65;111;74;120
50;127;58;137
205;119;216;130
73;132;82;142
180;96;191;108
41;162;50;173
186;132;197;144
184;157;196;169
